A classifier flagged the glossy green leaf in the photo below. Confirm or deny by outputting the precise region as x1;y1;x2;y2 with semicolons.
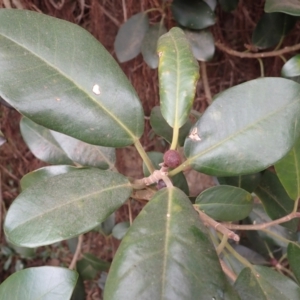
195;185;253;221
281;54;300;78
50;130;115;169
112;222;130;240
217;173;262;193
245;204;297;253
0;9;144;147
0;266;78;300
234;265;300;300
184;29;215;61
218;0;239;11
0;129;6;147
252;13;296;49
265;0;300;16
100;213;116;236
158;27;199;131
171;0;216;30
275;136;300;200
184;78;300;176
104;187;239;300
150;106;192;146
255;170;297;230
4;168;132;247
204;0;217;10
142;151;189;194
20;117;72;165
20;165;79;191
287;243;300;283
141;23;167;69
114;12;149;63
71;276;86;300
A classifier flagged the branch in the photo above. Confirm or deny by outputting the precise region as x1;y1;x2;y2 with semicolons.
69;235;83;270
215;40;300;59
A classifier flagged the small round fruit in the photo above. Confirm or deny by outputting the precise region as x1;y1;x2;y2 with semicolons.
163;150;181;168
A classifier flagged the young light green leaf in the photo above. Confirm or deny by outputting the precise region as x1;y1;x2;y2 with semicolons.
20;116;73;165
184;78;300;176
287;243;300;283
275;136;300;200
234;266;300;300
141;23;167;69
0;9;144;147
104;187;239;300
158;27;199;130
184;29;215;61
218;0;239;12
171;0;216;29
255;170;297;230
217;173;262;193
195;185;253;221
150;106;192;146
4;168;132;247
20;165;79;191
265;0;300;16
0;266;78;300
252;13;297;49
281;54;300;78
114;12;149;63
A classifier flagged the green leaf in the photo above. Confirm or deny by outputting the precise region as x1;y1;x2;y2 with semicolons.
217;173;262;193
255;170;297;230
275;136;300;200
4;168;132;247
112;222;130;240
184;78;300;176
184;29;215;61
20;117;73;165
0;266;78;300
157;27;199;130
204;0;217;11
171;0;216;30
252;13;297;49
218;0;239;11
281;54;300;78
114;12;149;63
142;151;189;194
265;0;300;16
100;213;116;236
0;9;144;147
141;23;167;69
234;265;300;300
104;187;239;300
150;106;192;146
71;276;86;300
0;129;6;147
20;165;79;191
287;243;300;283
195;185;253;221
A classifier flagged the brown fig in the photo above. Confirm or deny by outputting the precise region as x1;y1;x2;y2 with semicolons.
163;150;181;168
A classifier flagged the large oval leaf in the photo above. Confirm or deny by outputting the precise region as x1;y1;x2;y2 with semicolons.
114;12;149;63
20;116;73;165
158;27;199;130
0;9;144;147
171;0;216;30
0;266;78;300
275;136;300;200
234;265;300;300
281;54;300;78
184;78;300;176
252;13;296;49
265;0;300;16
4;168;132;247
104;187;239;300
195;185;253;221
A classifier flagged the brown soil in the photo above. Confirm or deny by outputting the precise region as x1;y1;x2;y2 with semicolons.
1;0;299;298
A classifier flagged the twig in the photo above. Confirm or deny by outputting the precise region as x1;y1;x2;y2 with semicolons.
69;235;83;270
99;4;120;27
196;208;240;242
223;211;300;231
215;40;300;58
127;199;133;225
200;61;212;105
122;0;127;21
219;259;237;282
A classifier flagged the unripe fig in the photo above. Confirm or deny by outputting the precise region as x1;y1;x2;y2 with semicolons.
163;150;181;168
